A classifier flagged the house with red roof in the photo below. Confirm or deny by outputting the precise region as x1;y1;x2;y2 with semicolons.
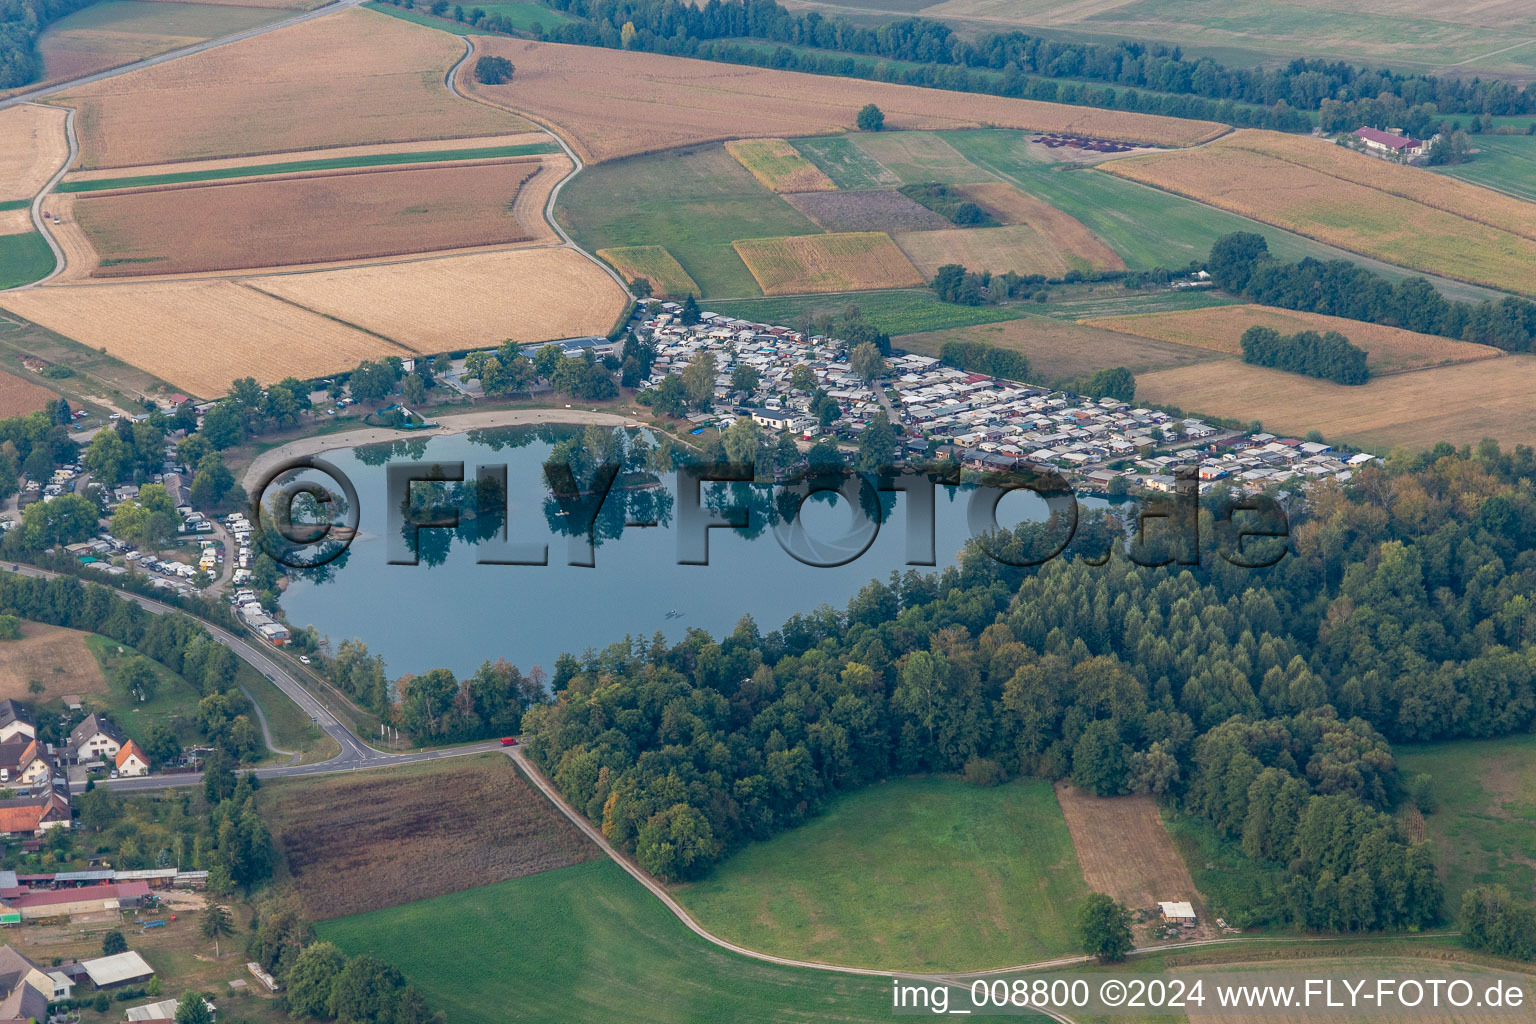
1352;126;1426;158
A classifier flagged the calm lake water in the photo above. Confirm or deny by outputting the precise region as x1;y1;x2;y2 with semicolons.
278;426;1108;677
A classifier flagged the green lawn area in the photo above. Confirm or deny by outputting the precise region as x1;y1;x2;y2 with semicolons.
0;201;29;213
674;777;1090;972
41;0;281;42
0;232;53;290
235;661;336;764
366;0;572;34
1029;284;1240;321
1396;734;1536;908
1436;134;1536;204
707;288;1034;333
319;859;945;1024
556;144;820;298
81;634;206;745
58;142;559;193
791;136;898;189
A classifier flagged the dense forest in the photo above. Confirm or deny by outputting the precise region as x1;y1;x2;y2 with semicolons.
1208;233;1536;353
538;0;1535;127
520;440;1536;939
1240;325;1370;385
0;0;94;87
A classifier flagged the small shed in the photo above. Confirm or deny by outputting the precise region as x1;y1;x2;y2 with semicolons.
1158;901;1196;924
79;950;155;989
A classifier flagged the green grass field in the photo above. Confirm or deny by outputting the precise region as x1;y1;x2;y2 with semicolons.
557;144;820;298
0;232;54;290
1436;134;1536;204
0;201;29;213
707;288;1034;333
82;634;210;745
319;859;967;1024
674;777;1089;972
236;661;337;764
365;0;572;33
58;142;559;192
791;136;898;189
1397;734;1536;908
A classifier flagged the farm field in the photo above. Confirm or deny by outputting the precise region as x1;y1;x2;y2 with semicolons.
462;38;1228;164
596;246;700;299
733;232;925;294
1396;734;1536;909
1103;137;1536;296
1083;303;1504;374
897;315;1225;383
0;622;108;701
0;104;68;203
318;859;941;1024
901;0;1536;74
894;222;1120;279
556;144;820;297
1133;354;1536;451
1438;134;1536;205
791;135;900;189
56;7;529;169
58;135;557;190
264;754;595;919
0;363;58;416
725;138;835;193
783;189;950;232
709;288;1034;334
0;279;412;395
366;0;573;33
250;247;629;353
845;131;994;185
0;233;55;291
1054;783;1205;942
674;777;1091;972
24;0;282;89
74;158;545;276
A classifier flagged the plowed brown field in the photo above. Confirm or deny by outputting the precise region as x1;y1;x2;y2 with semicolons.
76;159;542;276
463;39;1228;163
733;231;925;294
57;7;529;169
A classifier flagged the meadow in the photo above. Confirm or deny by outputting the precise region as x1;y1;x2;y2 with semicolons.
725;138;835;193
0;232;54;290
1396;734;1536;909
557;144;821;297
674;777;1090;972
463;36;1227;164
0;622;107;701
1083;303;1504;374
76;159;543;275
733;231;925;294
782;189;950;233
365;0;573;32
57;7;528;169
264;754;595;919
1438;133;1536;205
595;245;700;299
319;859;940;1024
791;136;899;189
894;222;1119;279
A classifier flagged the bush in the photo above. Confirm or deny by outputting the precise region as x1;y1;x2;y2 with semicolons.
856;103;884;131
963;756;1006;787
474;55;515;84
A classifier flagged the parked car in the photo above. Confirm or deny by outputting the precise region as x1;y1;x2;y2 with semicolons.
500;737;519;747
299;656;311;665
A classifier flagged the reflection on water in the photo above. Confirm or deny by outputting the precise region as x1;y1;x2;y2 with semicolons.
278;425;1109;677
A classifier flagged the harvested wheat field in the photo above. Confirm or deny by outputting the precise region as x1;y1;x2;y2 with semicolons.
1085;304;1503;375
463;39;1228;163
0;368;60;417
895;223;1121;279
898;316;1225;382
950;181;1125;274
1055;782;1205;938
56;7;529;169
0;211;32;235
75;159;543;276
597;245;700;299
0;280;410;395
783;189;951;233
1102;143;1536;296
0;104;68;203
0;622;108;702
733;231;925;295
266;754;595;919
725;138;835;193
1213;130;1536;243
1135;356;1536;450
252;247;630;351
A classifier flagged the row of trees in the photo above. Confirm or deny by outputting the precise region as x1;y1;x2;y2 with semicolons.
938;339;1032;383
1239;325;1370;385
1208;232;1536;353
541;0;1536;118
932;264;1061;306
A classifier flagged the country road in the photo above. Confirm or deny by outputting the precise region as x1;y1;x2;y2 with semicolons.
0;563;499;789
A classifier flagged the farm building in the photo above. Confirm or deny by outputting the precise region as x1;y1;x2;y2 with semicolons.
125;995;215;1022
76;951;154;989
1351;126;1425;158
6;881;151;921
1158;900;1197;924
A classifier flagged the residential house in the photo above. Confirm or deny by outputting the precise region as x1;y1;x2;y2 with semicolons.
69;715;125;763
0;737;51;787
0;787;71;836
0;703;33;744
0;944;73;1005
115;740;149;778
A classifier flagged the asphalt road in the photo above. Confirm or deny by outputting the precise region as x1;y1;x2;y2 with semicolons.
0;563;498;789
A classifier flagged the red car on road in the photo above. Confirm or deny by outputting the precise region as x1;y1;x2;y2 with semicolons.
500;737;519;746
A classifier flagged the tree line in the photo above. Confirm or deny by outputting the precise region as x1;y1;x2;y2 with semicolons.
512;438;1536;944
938;339;1031;383
1207;232;1536;353
1240;325;1369;385
536;0;1535;121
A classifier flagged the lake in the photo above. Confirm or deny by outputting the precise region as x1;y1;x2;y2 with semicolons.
276;426;1109;677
